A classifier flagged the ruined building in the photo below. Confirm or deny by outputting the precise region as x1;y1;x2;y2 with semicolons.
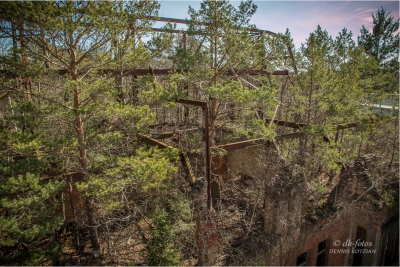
58;17;398;266
1;13;398;266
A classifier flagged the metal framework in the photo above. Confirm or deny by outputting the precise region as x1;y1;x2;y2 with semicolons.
153;17;297;74
1;16;365;212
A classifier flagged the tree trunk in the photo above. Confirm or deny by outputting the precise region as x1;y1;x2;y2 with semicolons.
68;181;80;249
86;196;100;250
73;78;100;250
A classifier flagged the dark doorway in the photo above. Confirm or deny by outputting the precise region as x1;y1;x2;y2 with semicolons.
352;226;366;266
378;217;399;266
317;240;327;266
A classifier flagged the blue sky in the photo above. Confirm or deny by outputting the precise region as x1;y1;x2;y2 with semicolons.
157;1;399;49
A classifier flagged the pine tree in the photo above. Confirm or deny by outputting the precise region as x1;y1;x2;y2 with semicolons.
358;7;399;69
174;0;286;143
0;0;172;254
0;112;66;264
358;7;399;94
147;208;181;266
357;7;399;176
288;26;368;172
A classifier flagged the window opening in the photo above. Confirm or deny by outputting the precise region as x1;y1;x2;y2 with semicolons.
297;251;308;266
317;240;327;266
352;226;366;266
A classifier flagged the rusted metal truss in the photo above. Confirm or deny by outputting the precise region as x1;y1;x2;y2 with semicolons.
142;119;360;156
154;17;297;74
139;98;212;207
155;17;277;36
0;68;287;79
266;119;359;143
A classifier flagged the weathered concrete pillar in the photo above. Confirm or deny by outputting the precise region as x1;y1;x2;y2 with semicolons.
192;178;219;266
264;182;302;234
264;190;294;234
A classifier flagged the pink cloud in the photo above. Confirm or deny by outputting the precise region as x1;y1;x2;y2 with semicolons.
255;1;399;49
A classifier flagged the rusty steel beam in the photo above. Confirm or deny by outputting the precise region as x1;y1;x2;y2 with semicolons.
213;123;359;152
175;98;208;107
213;132;311;147
146;125;358;155
138;134;203;158
158;17;189;24
175;96;211;208
151;27;276;38
215;138;269;151
180;152;196;184
151;28;188;34
152;27;205;36
157;17;276;36
138;133;173;149
212;132;321;152
143;123;359;167
248;28;276;36
153;17;296;73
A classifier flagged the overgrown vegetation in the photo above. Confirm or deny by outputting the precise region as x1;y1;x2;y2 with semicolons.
0;1;398;265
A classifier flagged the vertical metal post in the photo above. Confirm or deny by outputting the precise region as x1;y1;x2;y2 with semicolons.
203;106;211;209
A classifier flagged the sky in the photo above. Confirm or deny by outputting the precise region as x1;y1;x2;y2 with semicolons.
156;1;399;49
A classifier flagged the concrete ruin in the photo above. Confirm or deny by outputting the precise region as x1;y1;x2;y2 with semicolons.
209;146;398;266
